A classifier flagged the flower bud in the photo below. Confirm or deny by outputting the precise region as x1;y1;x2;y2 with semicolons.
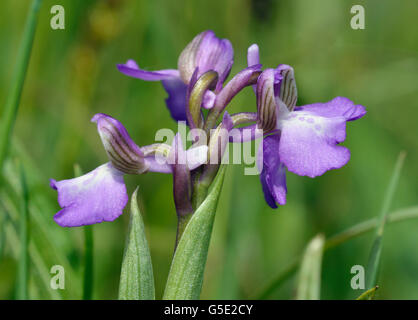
276;64;297;111
92;113;148;174
256;69;280;132
178;30;233;85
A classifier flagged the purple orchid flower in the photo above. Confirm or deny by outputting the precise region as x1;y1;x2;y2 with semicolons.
117;30;234;122
249;46;366;208
50;114;207;227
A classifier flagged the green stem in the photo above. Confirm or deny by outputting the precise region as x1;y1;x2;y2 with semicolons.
0;0;42;173
175;214;192;250
254;205;418;299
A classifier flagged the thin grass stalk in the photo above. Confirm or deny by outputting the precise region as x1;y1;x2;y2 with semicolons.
16;163;29;299
255;205;418;299
0;0;42;173
366;151;406;289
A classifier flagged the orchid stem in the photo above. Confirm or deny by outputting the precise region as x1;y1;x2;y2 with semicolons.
175;214;192;250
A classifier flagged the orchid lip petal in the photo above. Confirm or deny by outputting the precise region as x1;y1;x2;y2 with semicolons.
294;96;366;121
278;109;350;178
51;163;128;227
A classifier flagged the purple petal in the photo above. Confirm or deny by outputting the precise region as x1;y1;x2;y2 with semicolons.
91;113;148;174
278;111;351;178
276;64;297;111
247;44;260;67
178;30;234;85
258;134;287;208
202;90;216;109
117;59;179;81
143;145;208;173
215;64;262;111
51;163;128;227
256;69;280;132
247;44;260;93
144;155;172;173
161;78;188;122
186;145;208;169
295;96;366;121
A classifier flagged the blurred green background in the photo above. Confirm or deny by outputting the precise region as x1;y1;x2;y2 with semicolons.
0;0;417;299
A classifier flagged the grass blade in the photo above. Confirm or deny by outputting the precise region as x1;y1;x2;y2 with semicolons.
2;155;79;298
0;0;42;172
356;286;379;300
255;205;418;299
163;165;226;300
4;220;62;300
366;151;406;289
119;187;155;300
296;234;325;300
0;211;5;260
16;162;30;300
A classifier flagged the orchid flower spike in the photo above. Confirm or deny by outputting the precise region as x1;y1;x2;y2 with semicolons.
117;30;234;122
50;114;207;227
254;62;366;208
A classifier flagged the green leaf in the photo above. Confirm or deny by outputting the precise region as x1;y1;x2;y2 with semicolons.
356;286;379;300
16;162;30;300
118;187;154;300
366;151;406;289
0;0;42;173
163;165;226;300
296;234;325;300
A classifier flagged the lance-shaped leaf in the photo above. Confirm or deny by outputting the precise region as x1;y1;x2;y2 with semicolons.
163;165;226;300
118;187;154;300
296;234;325;300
